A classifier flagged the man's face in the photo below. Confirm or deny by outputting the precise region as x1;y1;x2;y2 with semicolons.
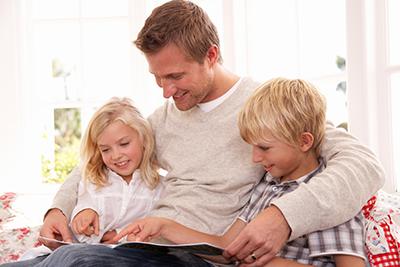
145;43;216;111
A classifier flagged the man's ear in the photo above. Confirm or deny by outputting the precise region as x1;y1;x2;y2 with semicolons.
299;132;314;152
206;45;219;64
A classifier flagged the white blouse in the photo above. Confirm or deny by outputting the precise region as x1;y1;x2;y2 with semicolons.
71;170;164;243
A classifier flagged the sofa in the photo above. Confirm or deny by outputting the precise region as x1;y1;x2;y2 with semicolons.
0;192;41;264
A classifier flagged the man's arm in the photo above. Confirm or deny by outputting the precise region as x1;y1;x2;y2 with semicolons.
40;166;81;249
48;166;81;222
273;121;384;239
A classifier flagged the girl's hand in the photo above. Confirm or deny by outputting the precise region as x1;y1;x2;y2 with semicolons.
71;208;99;237
101;230;118;244
112;217;167;243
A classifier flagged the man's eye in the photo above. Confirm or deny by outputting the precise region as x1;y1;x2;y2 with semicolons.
171;74;183;80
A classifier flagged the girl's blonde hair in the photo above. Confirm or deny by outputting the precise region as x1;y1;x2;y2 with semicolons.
238;78;326;156
80;97;159;189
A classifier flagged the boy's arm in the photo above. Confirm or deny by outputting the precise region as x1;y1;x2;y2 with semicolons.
264;257;312;267
334;255;365;267
272;121;384;239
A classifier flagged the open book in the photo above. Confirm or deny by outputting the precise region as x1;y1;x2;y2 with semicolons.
38;236;229;263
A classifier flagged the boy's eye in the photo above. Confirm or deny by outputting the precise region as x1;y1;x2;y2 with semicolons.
258;146;269;151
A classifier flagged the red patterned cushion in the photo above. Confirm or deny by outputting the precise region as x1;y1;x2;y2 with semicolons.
363;195;400;267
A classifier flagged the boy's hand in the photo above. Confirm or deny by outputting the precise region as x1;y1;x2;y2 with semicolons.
112;217;166;243
71;208;99;237
39;208;73;250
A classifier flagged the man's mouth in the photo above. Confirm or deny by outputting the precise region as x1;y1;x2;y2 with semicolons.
173;91;187;100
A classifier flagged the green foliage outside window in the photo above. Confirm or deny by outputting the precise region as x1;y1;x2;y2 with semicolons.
41;108;81;183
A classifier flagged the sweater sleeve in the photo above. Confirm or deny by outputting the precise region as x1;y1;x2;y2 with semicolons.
271;121;385;240
48;166;81;222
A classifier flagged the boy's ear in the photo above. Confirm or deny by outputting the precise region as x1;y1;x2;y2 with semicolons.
299;132;314;152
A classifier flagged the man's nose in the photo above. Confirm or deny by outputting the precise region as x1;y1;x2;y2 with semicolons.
162;82;177;99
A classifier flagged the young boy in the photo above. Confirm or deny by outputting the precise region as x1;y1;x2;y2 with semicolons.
115;78;367;267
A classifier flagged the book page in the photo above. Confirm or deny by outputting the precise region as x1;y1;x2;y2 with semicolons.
38;236;231;264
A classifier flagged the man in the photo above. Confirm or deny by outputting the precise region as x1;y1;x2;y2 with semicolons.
10;1;384;266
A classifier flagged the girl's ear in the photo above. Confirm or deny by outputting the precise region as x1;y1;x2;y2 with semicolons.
299;132;314;152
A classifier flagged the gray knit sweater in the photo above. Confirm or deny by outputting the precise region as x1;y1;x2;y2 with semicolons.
51;77;384;240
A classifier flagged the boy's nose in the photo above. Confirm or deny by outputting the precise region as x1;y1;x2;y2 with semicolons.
252;147;263;163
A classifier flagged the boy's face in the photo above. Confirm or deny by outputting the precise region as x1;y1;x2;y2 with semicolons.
145;43;217;111
251;131;313;181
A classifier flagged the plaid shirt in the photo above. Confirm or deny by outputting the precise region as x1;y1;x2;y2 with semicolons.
238;161;366;266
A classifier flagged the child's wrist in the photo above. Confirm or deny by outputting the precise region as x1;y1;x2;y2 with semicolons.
160;218;173;237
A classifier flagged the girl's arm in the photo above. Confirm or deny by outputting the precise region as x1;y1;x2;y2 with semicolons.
114;217;246;248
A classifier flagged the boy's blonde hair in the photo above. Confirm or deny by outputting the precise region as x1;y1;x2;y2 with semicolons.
80;97;159;189
238;78;326;156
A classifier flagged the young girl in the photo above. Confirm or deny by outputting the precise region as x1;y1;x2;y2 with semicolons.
19;97;164;260
70;97;164;243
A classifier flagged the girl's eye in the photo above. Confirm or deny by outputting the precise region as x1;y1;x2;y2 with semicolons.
101;148;109;153
121;142;129;147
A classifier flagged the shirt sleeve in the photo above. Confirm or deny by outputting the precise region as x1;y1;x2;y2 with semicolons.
308;212;367;261
70;179;102;244
272;121;385;240
48;166;82;222
70;180;99;223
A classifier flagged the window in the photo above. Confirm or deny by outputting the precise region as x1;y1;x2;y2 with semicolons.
2;0;398;193
228;0;347;127
346;0;400;192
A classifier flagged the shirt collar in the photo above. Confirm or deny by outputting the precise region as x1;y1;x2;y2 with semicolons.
197;77;242;112
264;158;325;186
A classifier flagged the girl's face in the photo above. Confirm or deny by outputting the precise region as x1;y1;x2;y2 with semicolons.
97;121;143;183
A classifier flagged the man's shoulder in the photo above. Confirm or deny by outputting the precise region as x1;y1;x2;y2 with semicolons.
148;100;171;125
238;77;263;96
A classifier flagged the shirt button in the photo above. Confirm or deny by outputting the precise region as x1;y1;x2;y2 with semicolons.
272;186;279;192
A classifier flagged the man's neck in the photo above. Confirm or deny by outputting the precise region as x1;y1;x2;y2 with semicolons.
211;64;240;100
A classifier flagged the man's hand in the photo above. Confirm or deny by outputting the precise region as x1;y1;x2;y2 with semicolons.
71;208;99;237
224;205;290;266
39;208;73;250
